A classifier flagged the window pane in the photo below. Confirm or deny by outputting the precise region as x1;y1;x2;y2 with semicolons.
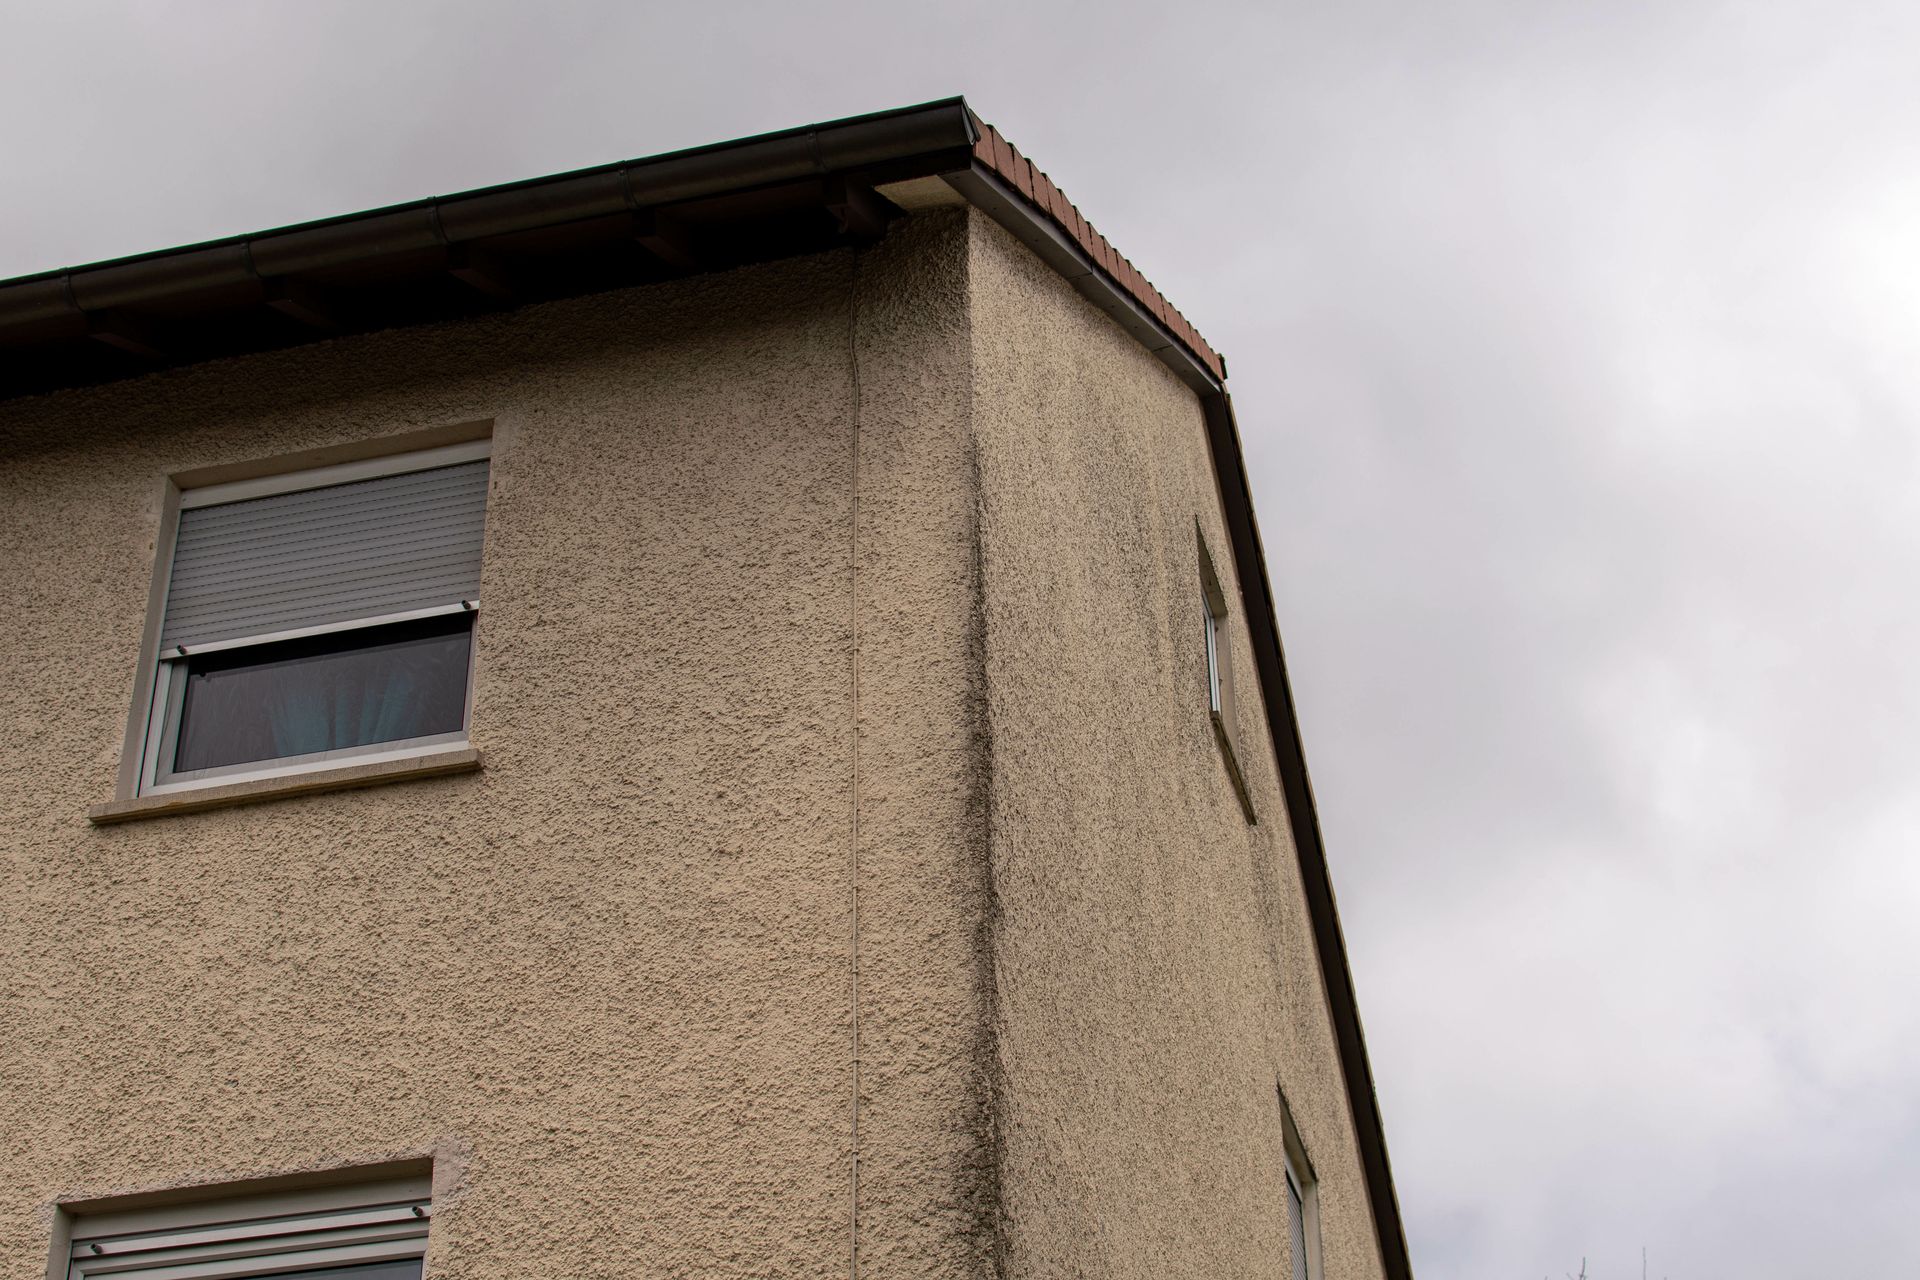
1205;609;1223;713
244;1263;422;1280
172;612;473;774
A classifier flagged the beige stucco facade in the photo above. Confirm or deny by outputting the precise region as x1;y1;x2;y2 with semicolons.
969;215;1383;1277
0;207;1382;1278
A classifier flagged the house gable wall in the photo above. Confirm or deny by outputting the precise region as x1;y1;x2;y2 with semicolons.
967;210;1386;1280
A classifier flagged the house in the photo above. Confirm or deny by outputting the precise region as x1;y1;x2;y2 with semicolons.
0;99;1412;1279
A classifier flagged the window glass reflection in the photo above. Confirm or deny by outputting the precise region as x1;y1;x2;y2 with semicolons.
244;1263;422;1280
173;612;473;774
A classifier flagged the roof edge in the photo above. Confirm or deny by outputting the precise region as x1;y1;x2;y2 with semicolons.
958;113;1224;383
0;99;977;332
0;98;1227;402
0;97;976;289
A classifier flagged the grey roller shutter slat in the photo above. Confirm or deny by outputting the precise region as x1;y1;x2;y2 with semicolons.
174;464;482;525
165;570;484;642
1287;1175;1309;1280
168;533;486;596
174;497;487;560
161;459;488;649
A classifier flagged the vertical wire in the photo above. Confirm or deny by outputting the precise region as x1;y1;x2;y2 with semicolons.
846;248;864;1280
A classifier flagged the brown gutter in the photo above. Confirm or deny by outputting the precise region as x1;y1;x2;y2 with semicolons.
0;99;977;334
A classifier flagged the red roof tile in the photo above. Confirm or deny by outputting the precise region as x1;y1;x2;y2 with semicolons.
967;113;1224;381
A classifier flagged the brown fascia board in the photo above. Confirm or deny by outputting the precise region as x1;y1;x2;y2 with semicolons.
0;98;1410;1280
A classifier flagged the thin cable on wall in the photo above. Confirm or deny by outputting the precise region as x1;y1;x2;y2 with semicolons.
845;246;864;1280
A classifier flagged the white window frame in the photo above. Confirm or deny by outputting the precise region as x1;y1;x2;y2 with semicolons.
1204;600;1225;715
132;439;489;798
64;1175;430;1280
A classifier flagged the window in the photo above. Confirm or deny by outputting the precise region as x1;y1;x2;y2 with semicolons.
1278;1092;1322;1280
134;440;490;796
1198;528;1254;822
62;1174;430;1279
1197;529;1234;725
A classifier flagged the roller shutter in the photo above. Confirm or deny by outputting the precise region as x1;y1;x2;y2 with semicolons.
161;459;489;650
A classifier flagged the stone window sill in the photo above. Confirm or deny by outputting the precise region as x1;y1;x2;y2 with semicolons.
87;747;482;825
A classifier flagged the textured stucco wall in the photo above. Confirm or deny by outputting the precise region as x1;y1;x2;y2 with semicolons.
848;213;999;1275
0;199;1392;1280
967;213;1387;1279
0;211;991;1278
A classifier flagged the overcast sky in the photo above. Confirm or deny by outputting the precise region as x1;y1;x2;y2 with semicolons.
5;2;1915;1275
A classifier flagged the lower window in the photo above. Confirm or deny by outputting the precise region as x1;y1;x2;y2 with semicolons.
151;609;477;788
65;1175;429;1279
